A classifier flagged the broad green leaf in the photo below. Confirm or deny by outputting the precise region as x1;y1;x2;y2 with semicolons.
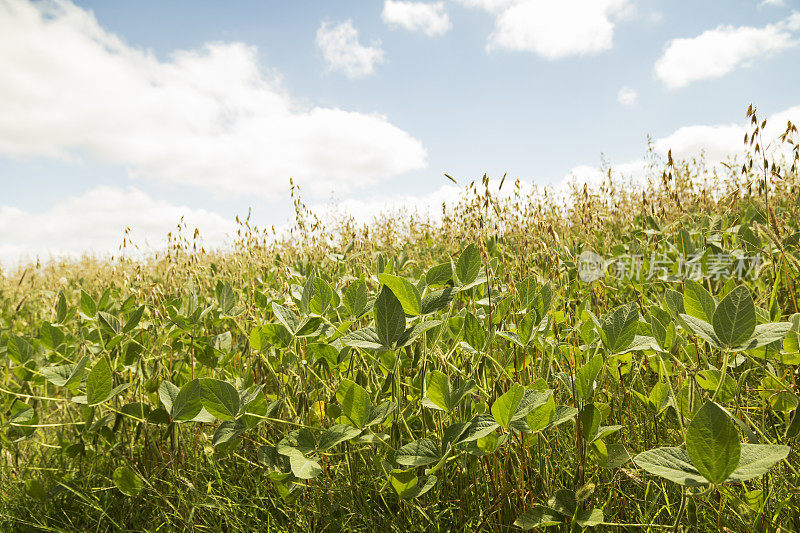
374;286;405;347
514;507;563;529
576;508;604;527
343;279;368;318
290;454;321;480
397;319;442;347
341;328;383;350
215;281;236;315
158;381;180;413
712;286;756;348
461;415;500;443
735;322;793;351
336;379;370;428
727;444;790;482
425;262;452;286
318;424;362;450
395;438;439;467
574;353;603;400
86;358;113;406
378;273;421;316
686;401;740;484
455;243;481;286
80;290;97;318
212;419;247;446
680;314;723;348
421;287;454;314
633;447;708;486
684;280;716;323
113;466;142;496
171;379;203;421
422;370;450;411
600;303;639;353
272;302;299;335
463;312;485;352
492;384;524;429
199;378;240;420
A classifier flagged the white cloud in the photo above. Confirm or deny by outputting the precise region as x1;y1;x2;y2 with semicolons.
655;12;800;88
760;0;787;8
382;1;452;37
617;86;638;106
0;1;425;199
0;186;237;266
460;0;631;59
558;104;800;191
316;20;386;78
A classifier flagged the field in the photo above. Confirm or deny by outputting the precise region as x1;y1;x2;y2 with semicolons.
1;111;800;532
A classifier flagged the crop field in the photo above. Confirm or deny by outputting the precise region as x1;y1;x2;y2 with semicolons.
1;113;800;532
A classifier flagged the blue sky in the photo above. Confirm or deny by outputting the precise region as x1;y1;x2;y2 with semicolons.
1;0;799;264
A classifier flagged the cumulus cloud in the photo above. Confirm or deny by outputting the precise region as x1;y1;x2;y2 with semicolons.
0;1;425;199
655;12;800;88
460;0;631;59
617;86;638;106
382;1;452;37
760;0;787;8
316;20;386;78
0;187;237;266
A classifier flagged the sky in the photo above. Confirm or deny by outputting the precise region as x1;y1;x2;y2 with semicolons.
1;0;800;265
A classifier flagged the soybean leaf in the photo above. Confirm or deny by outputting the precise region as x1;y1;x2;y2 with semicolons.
343;279;368;318
395;438;440;467
684;280;716;323
199;378;240;421
455;244;481;287
318;424;362;451
633;447;708;486
686;401;740;484
290;455;321;480
492;384;524;429
514;507;563;529
86;358;113;406
727;444;790;482
378;273;421;316
336;379;370;428
712;286;756;348
600;303;639;353
374;286;405;347
171;379;203;421
113;466;142;496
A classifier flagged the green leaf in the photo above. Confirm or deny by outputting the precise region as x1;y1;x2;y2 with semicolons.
272;302;299;335
343;279;368;318
574;353;603;400
290;454;321;480
425;262;452;286
686;401;740;484
318;424;362;451
374;286;406;348
684;280;716;323
579;404;602;442
212;419;247;446
421;287;454;314
341;327;383;350
336;379;370;428
303;276;334;315
378;273;421;316
463;312;486;352
712;286;756;348
215;281;236;315
735;322;793;351
727;444;790;482
113;466;142;496
633;447;708;486
80;290;97;318
680;314;723;348
514;507;563;529
171;379;203;421
199;378;240;421
86;358;113;406
455;243;481;287
600;302;639;353
576;508;604;527
491;384;524;429
395;438;440;467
